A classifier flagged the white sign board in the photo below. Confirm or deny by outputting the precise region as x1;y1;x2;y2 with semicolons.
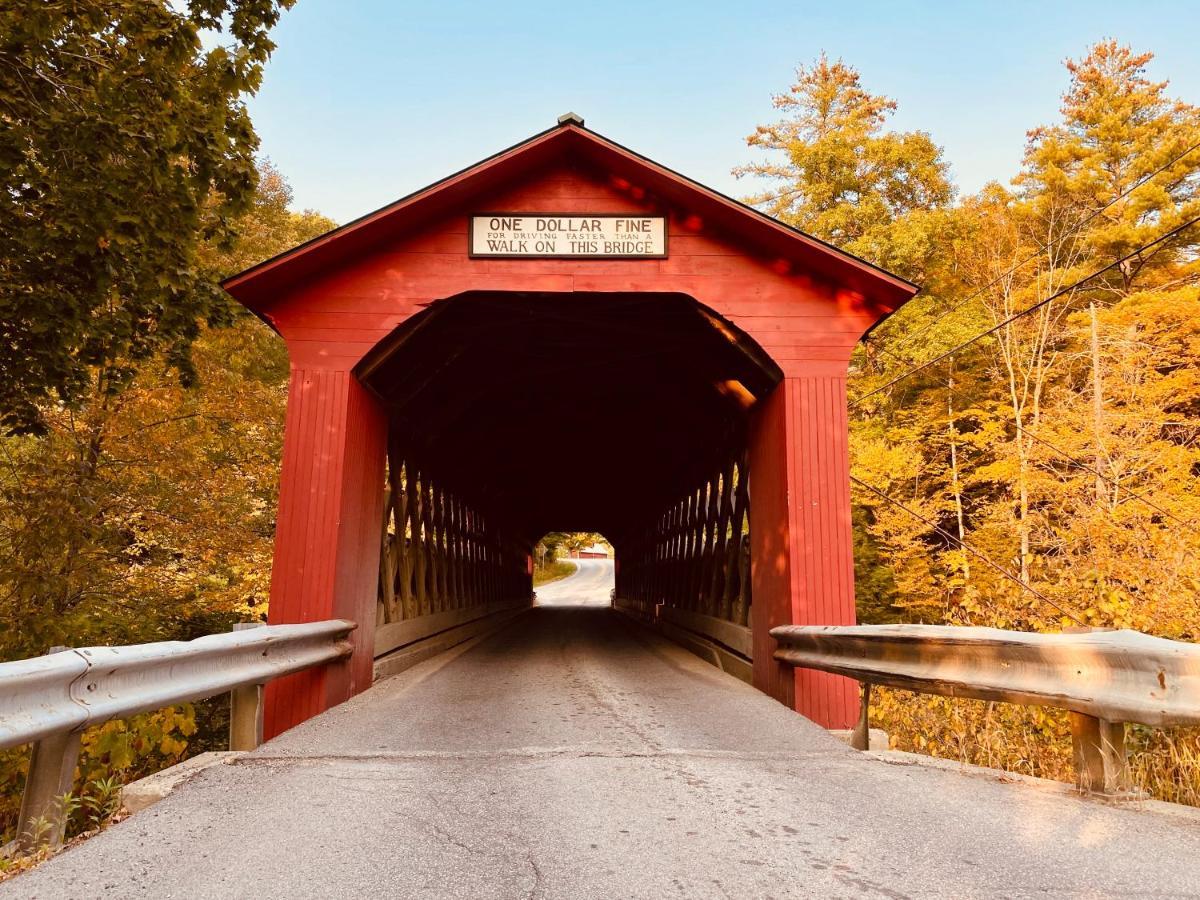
469;214;667;258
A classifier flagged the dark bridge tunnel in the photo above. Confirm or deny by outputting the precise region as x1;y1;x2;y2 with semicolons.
354;291;782;544
357;292;780;677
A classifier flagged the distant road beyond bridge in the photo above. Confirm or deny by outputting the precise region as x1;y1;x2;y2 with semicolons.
5;561;1199;899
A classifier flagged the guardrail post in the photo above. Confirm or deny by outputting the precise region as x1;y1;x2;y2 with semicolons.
16;647;80;852
849;682;872;750
229;624;265;751
1070;713;1129;795
1062;625;1130;795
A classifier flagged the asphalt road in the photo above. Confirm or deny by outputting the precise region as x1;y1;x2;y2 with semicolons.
6;559;1200;898
535;556;612;606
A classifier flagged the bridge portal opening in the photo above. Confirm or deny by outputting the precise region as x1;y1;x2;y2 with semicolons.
357;291;780;658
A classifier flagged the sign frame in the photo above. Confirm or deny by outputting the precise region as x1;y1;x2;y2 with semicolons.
468;212;668;260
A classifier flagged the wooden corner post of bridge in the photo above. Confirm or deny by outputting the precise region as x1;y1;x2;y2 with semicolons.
261;374;387;738
749;362;862;729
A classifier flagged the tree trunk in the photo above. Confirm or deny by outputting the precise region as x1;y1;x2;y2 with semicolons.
1090;303;1108;508
947;373;970;584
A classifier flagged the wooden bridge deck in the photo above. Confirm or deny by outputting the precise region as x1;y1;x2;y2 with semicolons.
5;561;1199;899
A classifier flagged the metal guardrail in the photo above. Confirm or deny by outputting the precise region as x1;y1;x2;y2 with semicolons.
1;620;354;851
771;624;1200;796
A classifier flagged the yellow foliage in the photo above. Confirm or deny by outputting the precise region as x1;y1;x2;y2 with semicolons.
831;42;1200;804
0;160;333;842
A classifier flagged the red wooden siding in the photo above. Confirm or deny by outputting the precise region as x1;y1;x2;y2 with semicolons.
225;124;913;737
264;167;880;376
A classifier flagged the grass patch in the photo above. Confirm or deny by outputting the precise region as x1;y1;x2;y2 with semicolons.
533;560;577;587
872;689;1200;807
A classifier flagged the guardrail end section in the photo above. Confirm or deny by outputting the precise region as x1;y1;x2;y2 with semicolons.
16;646;83;852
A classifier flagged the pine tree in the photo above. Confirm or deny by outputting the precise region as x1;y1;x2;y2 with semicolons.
1019;40;1200;292
735;53;955;282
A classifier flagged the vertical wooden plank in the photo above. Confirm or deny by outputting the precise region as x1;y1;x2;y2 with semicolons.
264;366;332;737
693;485;705;610
469;509;480;604
465;508;476;605
687;488;701;610
441;495;452;610
710;460;733;618
326;378;387;707
730;457;750;626
447;495;460;607
704;471;721;615
431;484;445;612
749;382;794;709
378;484;397;624
397;458;415;620
415;471;430;615
427;482;441;613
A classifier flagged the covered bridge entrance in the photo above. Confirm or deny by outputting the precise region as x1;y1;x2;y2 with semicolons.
221;115;917;739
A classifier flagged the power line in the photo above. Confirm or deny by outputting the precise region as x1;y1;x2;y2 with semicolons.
844;148;1200;630
851;214;1200;407
849;474;1086;625
1013;420;1199;535
874;138;1200;359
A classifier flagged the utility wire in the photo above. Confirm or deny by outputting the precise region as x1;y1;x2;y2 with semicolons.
1013;421;1199;535
874;139;1200;359
851;214;1200;407
849;474;1086;625
863;340;1200;537
843;147;1200;629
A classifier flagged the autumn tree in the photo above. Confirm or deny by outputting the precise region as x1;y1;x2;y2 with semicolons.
847;42;1200;626
0;0;295;434
737;55;965;621
1039;287;1200;637
0;160;334;658
199;158;335;277
1018;40;1200;293
536;532;609;566
831;42;1200;797
735;53;955;283
959;41;1200;598
0;161;333;841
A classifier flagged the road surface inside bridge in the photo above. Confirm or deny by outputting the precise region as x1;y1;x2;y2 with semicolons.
6;559;1199;899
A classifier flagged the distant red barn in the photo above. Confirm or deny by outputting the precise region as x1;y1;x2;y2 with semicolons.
570;545;611;560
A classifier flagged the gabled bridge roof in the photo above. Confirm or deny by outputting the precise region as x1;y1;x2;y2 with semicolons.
221;117;918;314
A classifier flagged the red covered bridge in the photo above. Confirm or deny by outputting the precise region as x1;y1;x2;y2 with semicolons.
221;113;917;739
7;115;1200;899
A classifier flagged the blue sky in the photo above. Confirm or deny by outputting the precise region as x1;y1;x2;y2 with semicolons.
246;0;1200;224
